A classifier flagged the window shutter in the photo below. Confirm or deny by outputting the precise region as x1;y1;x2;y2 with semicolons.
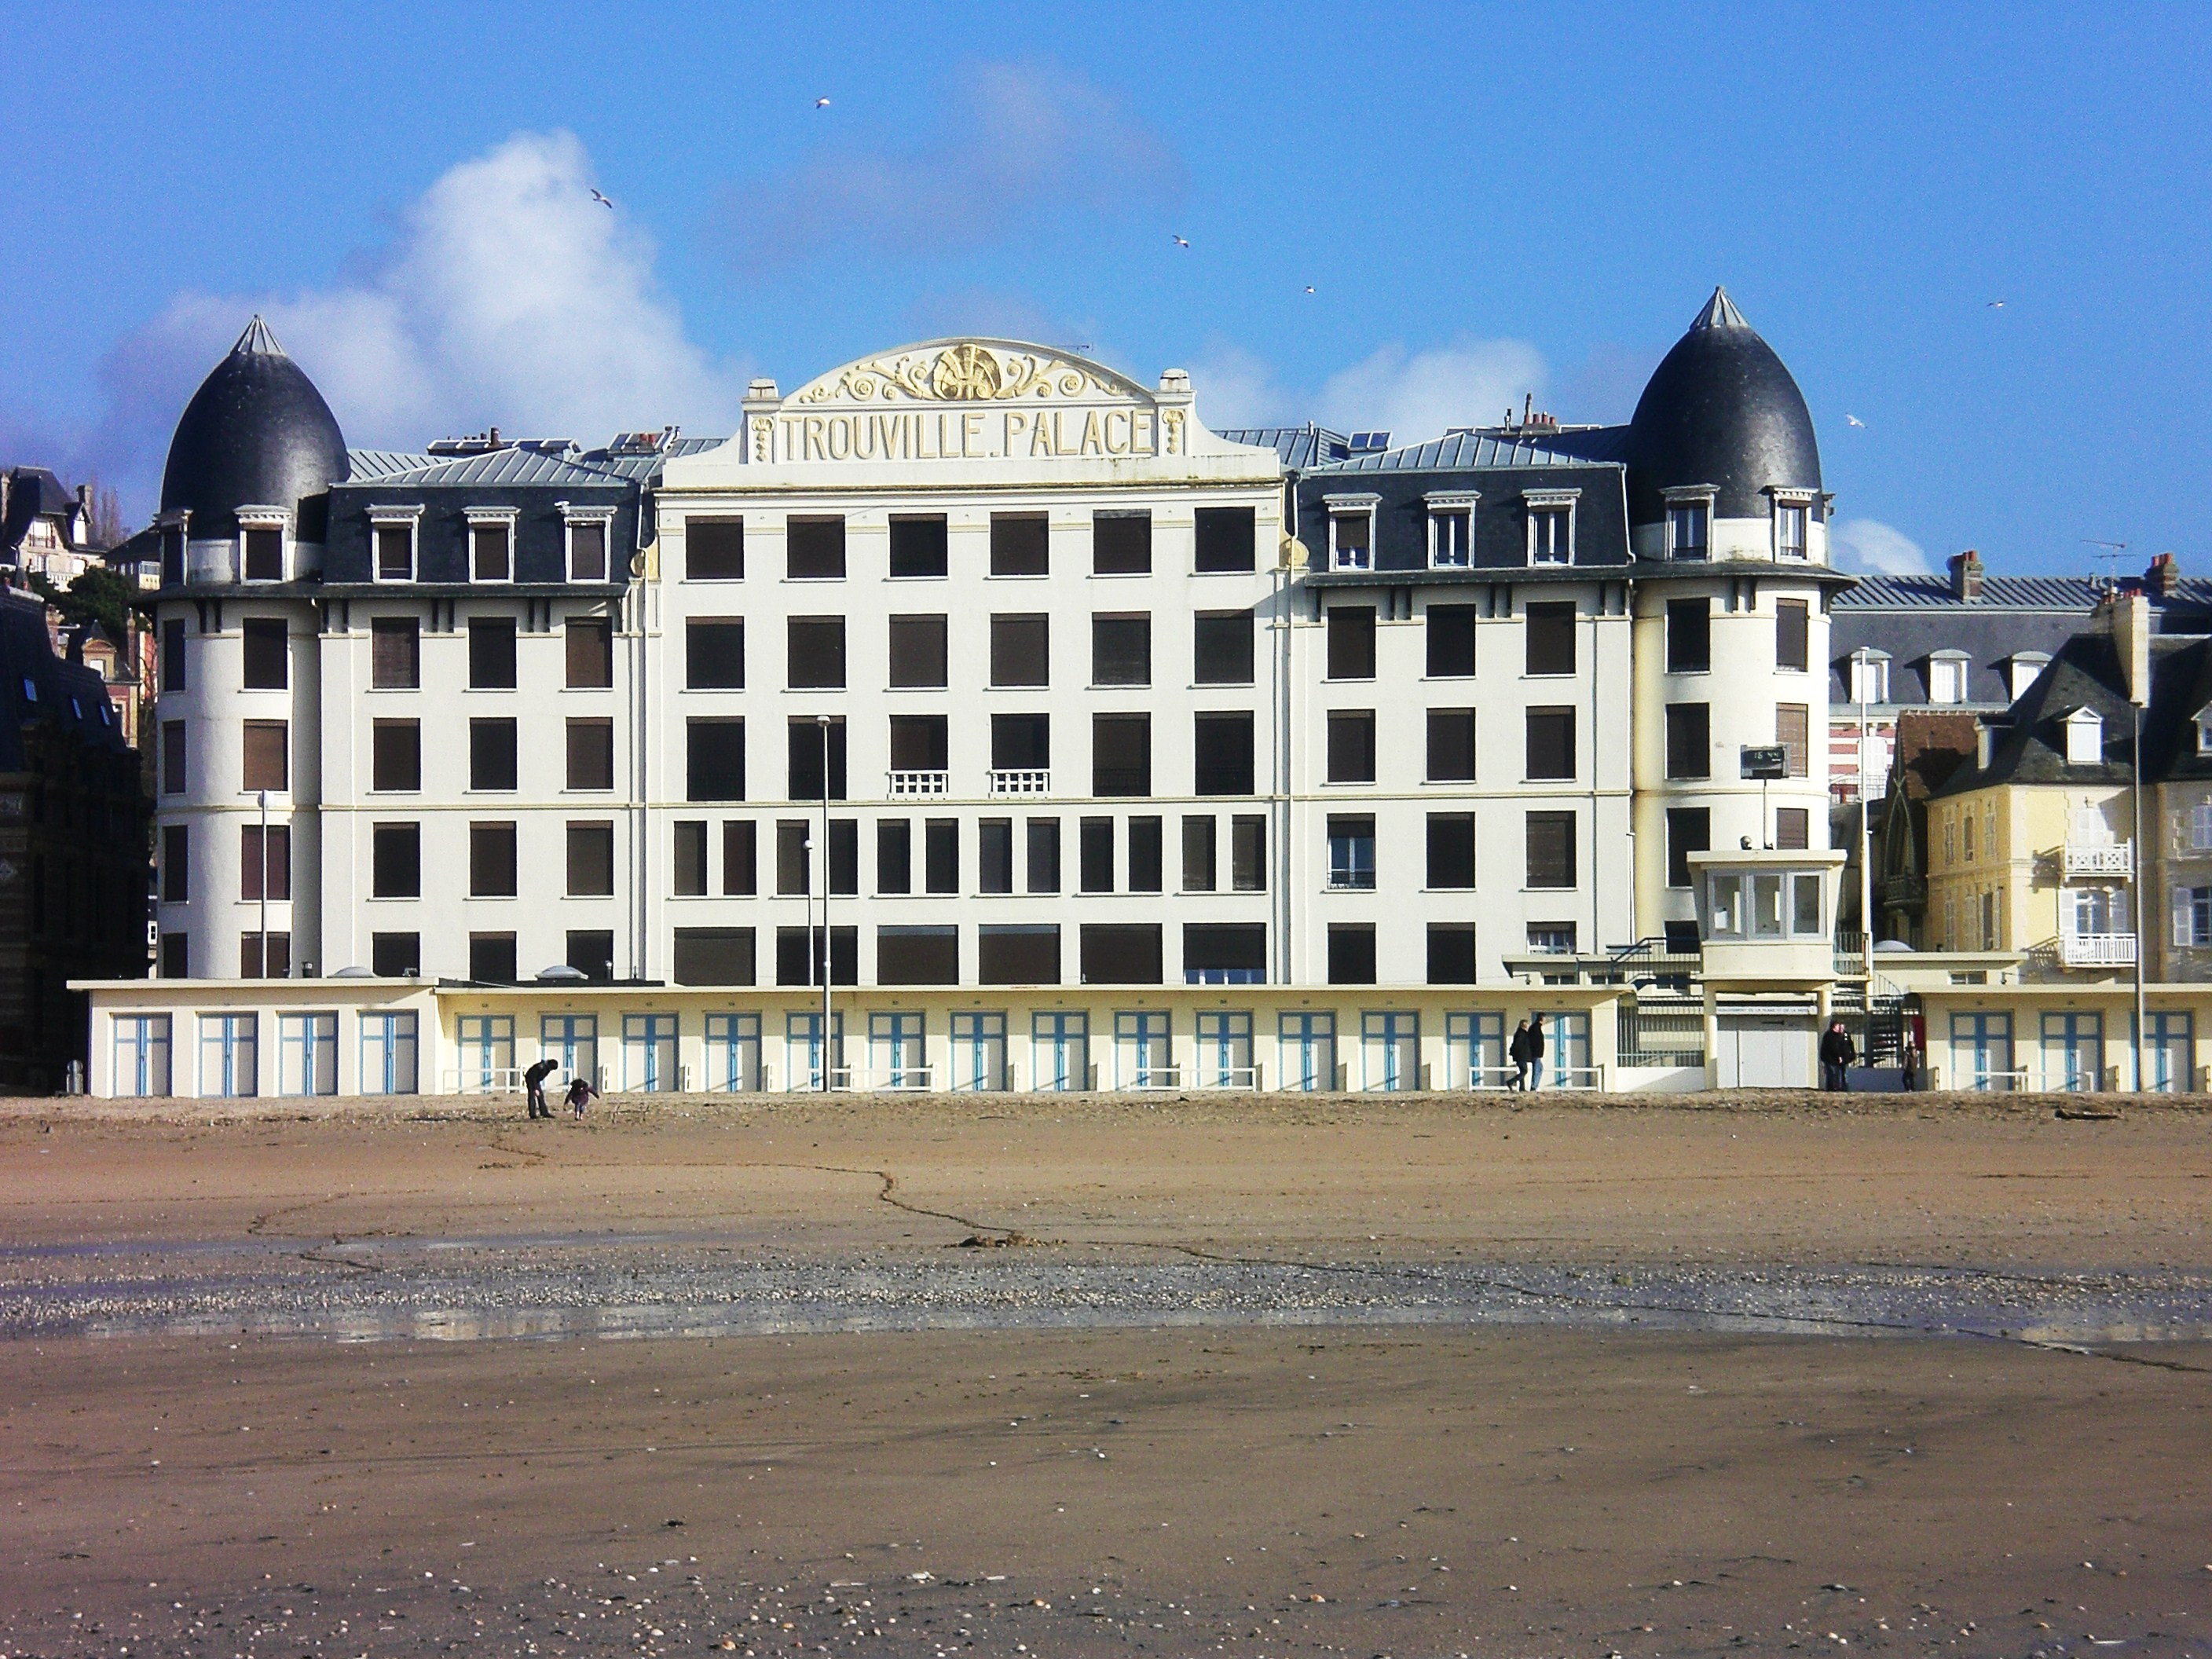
2175;885;2195;950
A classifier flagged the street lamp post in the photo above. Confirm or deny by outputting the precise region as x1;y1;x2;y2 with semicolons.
256;789;270;976
818;714;833;1092
2132;703;2146;1091
1855;648;1875;965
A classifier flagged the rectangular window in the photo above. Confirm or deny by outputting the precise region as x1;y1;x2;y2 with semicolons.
1665;807;1709;888
566;718;614;789
1776;599;1809;671
242;932;293;981
674;928;756;986
787;515;845;579
1528;923;1577;955
1193;505;1257;573
979;819;1016;894
1529;507;1571;565
1079;817;1114;893
1427;604;1477;677
1327;815;1375;889
566;822;614;896
686;620;745;690
1330;511;1372;570
160;932;188;977
1777;502;1808;559
1093;511;1152;574
1525;706;1575;781
1092;712;1151;797
991;712;1050;770
1328;924;1377;985
877;818;912;895
788;617;847;688
1092;613;1151;685
1525;811;1577;888
470;618;517;689
371;719;421;791
566;930;614;981
1193;610;1254;685
1777;703;1811;777
1120;811;1165;895
566;617;613;688
1666;599;1710;674
723;819;757;895
471;718;518;790
1665;704;1711;780
568;518;609;581
1426;709;1476;782
1426;813;1476;888
1231;815;1266;892
240;824;290;900
160;823;189;902
1929;656;1968;704
162;720;186;793
888;713;949;774
673;820;709;895
991;614;1049;687
1327;606;1376;679
979;924;1058;986
1775;806;1811;850
1851;655;1890;705
1026;817;1060;894
1427;923;1478;984
787;718;847;800
371;932;421;977
1080;923;1162;985
1669;499;1709;558
990;512;1049;576
886;614;948;687
775;820;811;895
924;819;958;894
161;618;187;692
1525;602;1575;676
371;618;418;688
827;818;859;896
1186;924;1266;986
888;515;948;579
1327;710;1377;784
1183;815;1217;892
375;524;414;581
877;926;958;986
470;822;518;897
372;822;421;898
241;619;287;689
687;518;745;580
1194;712;1254;795
471;522;511;582
243;527;284;581
469;933;518;983
673;718;743;802
159;527;186;588
1430;507;1471;567
242;720;287;791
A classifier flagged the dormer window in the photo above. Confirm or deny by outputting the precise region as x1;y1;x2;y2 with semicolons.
1324;494;1378;571
2196;710;2212;756
2007;653;2050;702
1774;497;1810;560
236;507;290;582
1848;650;1890;705
2063;707;2104;766
467;509;517;583
369;507;422;582
158;515;188;587
1663;488;1713;560
562;507;615;582
1928;650;1971;705
1524;489;1579;566
1424;493;1476;569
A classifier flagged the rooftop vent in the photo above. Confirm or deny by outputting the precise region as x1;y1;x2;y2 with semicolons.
426;427;509;456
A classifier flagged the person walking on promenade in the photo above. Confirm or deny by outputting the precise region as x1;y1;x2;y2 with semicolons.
1526;1013;1546;1092
1508;1020;1533;1092
523;1057;558;1119
1899;1035;1921;1092
566;1075;599;1119
1820;1020;1857;1092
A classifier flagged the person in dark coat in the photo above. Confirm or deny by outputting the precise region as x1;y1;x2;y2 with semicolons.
1819;1020;1857;1091
523;1057;559;1119
1510;1016;1547;1092
566;1075;599;1119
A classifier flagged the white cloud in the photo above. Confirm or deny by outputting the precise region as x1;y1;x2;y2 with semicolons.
1831;518;1932;575
1185;342;1295;430
1188;337;1547;445
83;130;750;508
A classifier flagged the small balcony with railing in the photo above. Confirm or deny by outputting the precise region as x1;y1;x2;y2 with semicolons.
2059;930;2137;968
988;768;1051;796
885;770;949;797
2062;838;2133;878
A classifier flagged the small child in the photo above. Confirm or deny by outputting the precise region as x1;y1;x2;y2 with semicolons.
566;1075;599;1119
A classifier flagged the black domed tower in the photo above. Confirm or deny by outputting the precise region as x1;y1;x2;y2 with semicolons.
1623;287;1822;558
159;316;350;544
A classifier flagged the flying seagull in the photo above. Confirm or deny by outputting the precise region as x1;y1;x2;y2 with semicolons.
1304;285;1317;294
1846;414;1866;428
1987;298;2006;308
1171;234;1190;248
815;96;832;108
590;189;614;210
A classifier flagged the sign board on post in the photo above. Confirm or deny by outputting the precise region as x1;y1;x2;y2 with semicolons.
1740;745;1789;780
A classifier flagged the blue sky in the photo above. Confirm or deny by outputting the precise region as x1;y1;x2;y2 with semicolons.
5;2;2207;577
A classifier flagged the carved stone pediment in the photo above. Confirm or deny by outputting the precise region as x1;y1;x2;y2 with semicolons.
792;339;1150;407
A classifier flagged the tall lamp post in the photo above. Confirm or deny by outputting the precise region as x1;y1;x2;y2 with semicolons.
1854;648;1876;967
256;789;270;976
818;714;833;1092
2132;701;2146;1092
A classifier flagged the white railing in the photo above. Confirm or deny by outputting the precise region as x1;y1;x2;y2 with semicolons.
989;768;1052;796
1462;1064;1522;1091
2064;840;2133;877
879;1064;935;1090
2060;931;2137;966
444;1066;523;1095
1971;1066;2030;1092
786;1064;854;1093
1189;1064;1260;1090
886;770;949;797
1126;1063;1181;1090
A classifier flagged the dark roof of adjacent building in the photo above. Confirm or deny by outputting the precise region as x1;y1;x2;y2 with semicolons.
0;591;130;771
1621;287;1822;528
1;467;79;558
1837;573;2212;611
1307;430;1612;473
1932;629;2199;796
1215;426;1354;469
160;317;351;540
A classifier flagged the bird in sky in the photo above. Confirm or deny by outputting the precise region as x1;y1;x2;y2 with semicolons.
590;189;614;210
815;96;832;108
1846;414;1866;428
1171;234;1190;248
1987;298;2006;307
1303;285;1317;295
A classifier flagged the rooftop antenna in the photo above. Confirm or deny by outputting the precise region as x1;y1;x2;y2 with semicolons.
2084;539;2129;595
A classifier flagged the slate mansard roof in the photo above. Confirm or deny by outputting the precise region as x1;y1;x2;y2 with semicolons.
0;591;130;772
160;317;351;541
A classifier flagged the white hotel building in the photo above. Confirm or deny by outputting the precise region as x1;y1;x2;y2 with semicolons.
86;292;1857;1097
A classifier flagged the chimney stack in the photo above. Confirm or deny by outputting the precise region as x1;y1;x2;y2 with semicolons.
2103;589;2153;707
1948;548;1984;601
2147;550;2181;598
